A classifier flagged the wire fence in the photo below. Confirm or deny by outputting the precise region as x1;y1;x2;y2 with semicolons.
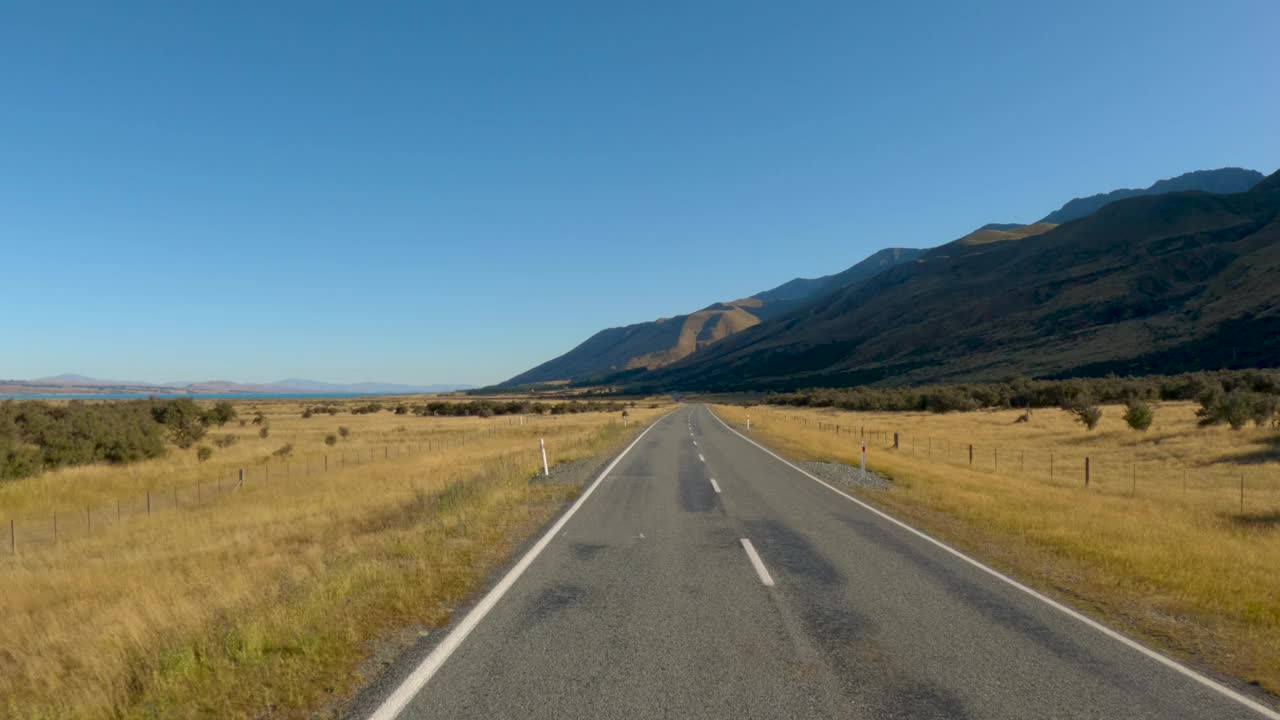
747;410;1280;517
3;414;607;556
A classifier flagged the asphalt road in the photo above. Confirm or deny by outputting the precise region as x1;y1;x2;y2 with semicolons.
356;405;1277;720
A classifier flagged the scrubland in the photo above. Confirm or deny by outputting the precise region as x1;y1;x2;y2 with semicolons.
712;402;1280;696
0;398;667;720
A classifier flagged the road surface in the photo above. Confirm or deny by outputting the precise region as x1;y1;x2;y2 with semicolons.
354;405;1276;720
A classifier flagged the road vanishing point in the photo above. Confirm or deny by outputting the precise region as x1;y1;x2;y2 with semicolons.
353;405;1278;720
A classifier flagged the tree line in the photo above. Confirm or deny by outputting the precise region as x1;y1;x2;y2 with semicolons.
762;370;1280;431
0;398;237;482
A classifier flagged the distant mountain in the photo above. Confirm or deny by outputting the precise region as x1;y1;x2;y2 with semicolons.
635;169;1280;391
501;247;925;386
1039;168;1264;225
2;375;472;396
35;373;145;385
269;379;473;394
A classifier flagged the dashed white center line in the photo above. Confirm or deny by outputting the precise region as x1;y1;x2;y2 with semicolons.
698;453;705;463
692;440;698;446
740;538;774;586
709;478;721;493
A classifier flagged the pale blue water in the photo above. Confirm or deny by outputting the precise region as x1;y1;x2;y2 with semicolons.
0;392;399;401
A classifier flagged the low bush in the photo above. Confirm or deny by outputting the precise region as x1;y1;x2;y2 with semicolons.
196;446;214;462
203;401;237;426
0;398;218;481
1069;403;1103;431
1123;399;1154;431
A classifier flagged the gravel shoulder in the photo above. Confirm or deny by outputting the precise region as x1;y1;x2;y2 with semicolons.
798;459;892;491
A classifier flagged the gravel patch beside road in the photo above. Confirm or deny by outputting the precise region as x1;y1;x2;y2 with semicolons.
530;454;613;486
798;460;892;491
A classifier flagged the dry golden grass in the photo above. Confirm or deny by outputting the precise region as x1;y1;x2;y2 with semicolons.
713;402;1280;696
0;398;670;720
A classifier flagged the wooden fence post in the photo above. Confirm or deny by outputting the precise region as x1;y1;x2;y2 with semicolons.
1085;456;1090;487
10;518;14;555
968;445;973;466
53;512;57;543
147;491;151;515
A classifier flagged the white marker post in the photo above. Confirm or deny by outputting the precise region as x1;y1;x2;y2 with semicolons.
540;438;550;477
746;415;751;431
860;439;867;482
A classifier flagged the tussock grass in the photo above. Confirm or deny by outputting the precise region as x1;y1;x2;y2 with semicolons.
0;399;669;719
713;402;1280;697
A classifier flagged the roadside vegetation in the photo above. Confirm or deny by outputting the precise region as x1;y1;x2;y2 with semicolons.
763;370;1280;421
712;401;1280;697
0;397;668;720
0;399;237;481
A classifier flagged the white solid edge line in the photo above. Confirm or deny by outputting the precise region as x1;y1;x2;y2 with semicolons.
740;538;775;586
710;477;721;493
706;407;1280;719
366;411;675;720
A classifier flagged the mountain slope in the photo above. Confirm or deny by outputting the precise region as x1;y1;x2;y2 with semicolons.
1039;168;1264;225
642;172;1280;391
501;247;925;385
946;222;1057;247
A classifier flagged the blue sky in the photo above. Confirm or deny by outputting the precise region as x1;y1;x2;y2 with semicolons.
2;1;1277;386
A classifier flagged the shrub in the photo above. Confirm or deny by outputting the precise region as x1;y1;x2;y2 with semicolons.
272;444;293;459
302;408;313;419
338;426;350;439
213;433;238;449
0;399;170;480
324;434;337;447
1123;399;1153;431
394;404;408;415
1069;403;1103;431
150;398;208;449
203;401;237;426
251;412;266;425
1197;390;1256;430
196;446;213;462
258;426;270;439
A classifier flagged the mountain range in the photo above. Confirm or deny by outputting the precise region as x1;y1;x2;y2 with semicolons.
502;247;925;386
0;375;473;396
1038;167;1263;225
505;166;1277;390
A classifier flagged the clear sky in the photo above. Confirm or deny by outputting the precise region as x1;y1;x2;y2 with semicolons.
2;1;1277;386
